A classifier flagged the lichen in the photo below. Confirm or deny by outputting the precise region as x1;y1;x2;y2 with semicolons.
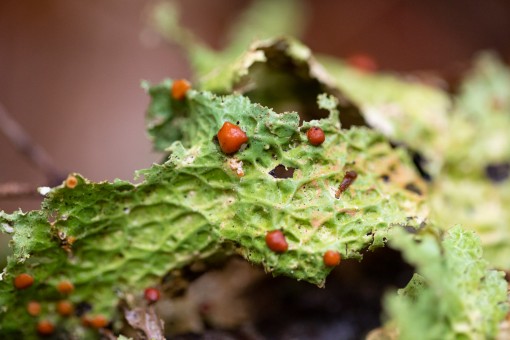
385;226;508;340
0;86;425;338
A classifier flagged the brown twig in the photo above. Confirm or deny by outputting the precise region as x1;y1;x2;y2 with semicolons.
0;102;65;192
0;182;42;200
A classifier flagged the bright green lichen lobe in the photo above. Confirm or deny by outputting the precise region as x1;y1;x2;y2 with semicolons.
1;87;424;337
385;226;508;340
145;84;426;278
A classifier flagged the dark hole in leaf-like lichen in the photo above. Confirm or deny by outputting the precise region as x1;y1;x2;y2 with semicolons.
269;165;295;179
389;142;431;181
75;301;92;317
485;162;510;183
404;225;418;234
411;152;431;181
381;174;390;182
405;183;422;196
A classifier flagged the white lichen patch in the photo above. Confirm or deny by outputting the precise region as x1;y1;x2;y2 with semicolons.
37;186;52;196
1;223;13;234
228;158;245;177
183;155;196;165
183;147;202;165
364;104;397;136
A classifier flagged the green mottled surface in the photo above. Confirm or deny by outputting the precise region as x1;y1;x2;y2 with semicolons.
0;86;425;338
429;54;510;269
386;226;508;339
318;55;451;175
317;52;510;270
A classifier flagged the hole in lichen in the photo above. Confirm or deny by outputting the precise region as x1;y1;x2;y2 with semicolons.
403;224;424;234
75;302;92;317
389;142;431;182
269;165;296;179
412;152;431;181
404;183;422;196
485;162;510;183
47;211;58;225
380;174;390;182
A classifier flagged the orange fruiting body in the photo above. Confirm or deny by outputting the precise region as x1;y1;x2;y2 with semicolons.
306;127;325;146
323;250;341;267
14;273;34;290
27;301;41;316
65;175;78;189
144;287;161;304
217;122;248;154
347;53;378;72
89;315;108;329
57;280;74;294
171;79;191;100
265;230;288;253
36;320;55;336
57;300;74;316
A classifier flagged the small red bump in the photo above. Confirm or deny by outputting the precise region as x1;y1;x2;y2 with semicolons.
27;301;41;316
57;300;74;316
37;320;55;336
171;79;191;100
265;230;289;253
347;53;378;73
217;122;249;154
144;287;161;304
89;315;108;329
307;127;325;146
14;273;34;290
65;175;78;189
57;280;74;294
323;250;341;267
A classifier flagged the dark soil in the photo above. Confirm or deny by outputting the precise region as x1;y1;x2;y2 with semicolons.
172;247;414;340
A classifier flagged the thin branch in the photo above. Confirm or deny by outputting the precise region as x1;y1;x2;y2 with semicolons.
0;182;42;200
0;102;65;186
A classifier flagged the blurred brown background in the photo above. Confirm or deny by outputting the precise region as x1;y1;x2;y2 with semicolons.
1;0;510;213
